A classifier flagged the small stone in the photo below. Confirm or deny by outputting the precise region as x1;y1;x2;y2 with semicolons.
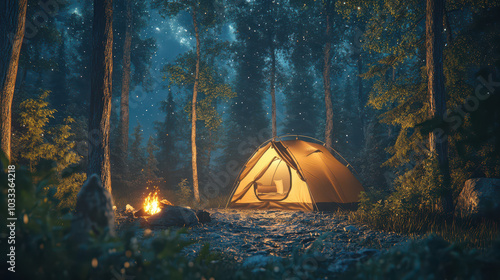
196;210;212;223
344;225;359;232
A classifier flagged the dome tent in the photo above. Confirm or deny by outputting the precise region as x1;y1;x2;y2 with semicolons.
226;136;364;211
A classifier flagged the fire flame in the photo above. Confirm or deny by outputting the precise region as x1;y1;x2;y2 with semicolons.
144;191;161;215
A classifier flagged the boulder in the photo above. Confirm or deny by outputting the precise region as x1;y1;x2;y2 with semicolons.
456;178;500;220
148;206;199;227
196;210;212;223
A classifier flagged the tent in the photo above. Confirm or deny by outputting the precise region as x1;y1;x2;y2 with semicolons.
226;137;364;211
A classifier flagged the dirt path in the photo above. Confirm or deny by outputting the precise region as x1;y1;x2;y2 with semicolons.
170;209;410;271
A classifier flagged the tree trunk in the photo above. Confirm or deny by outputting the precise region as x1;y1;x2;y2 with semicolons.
88;0;113;194
192;7;200;203
426;0;452;214
357;53;365;141
119;0;132;170
323;0;334;148
0;0;27;162
270;47;277;138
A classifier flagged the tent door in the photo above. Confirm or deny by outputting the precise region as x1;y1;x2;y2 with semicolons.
253;158;292;201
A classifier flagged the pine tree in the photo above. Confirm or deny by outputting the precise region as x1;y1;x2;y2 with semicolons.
129;122;145;178
145;135;160;181
155;88;179;187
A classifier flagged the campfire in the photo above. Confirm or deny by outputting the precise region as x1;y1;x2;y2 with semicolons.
128;188;173;218
143;190;162;215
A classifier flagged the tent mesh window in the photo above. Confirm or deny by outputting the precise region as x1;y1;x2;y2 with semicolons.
254;158;291;201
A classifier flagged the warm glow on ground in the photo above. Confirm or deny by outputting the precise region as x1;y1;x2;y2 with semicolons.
144;190;161;215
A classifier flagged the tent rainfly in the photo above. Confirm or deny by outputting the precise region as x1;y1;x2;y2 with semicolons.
226;138;364;211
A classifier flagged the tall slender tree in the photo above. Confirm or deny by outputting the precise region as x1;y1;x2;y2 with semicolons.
323;0;334;148
154;0;225;203
119;0;132;169
0;0;27;162
426;0;452;213
191;4;201;202
88;0;113;193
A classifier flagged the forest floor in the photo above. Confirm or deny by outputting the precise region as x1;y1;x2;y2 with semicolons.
125;209;413;273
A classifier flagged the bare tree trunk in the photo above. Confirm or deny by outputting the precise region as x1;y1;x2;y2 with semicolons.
192;7;200;203
426;0;452;214
357;53;364;134
323;0;333;148
270;47;277;138
119;0;132;170
0;0;27;162
88;0;113;194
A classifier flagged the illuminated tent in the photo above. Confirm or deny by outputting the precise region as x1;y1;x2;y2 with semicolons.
226;138;364;211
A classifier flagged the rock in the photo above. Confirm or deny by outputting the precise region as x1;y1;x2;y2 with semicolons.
196;210;212;223
148;206;199;227
71;174;115;239
456;178;500;220
344;225;359;232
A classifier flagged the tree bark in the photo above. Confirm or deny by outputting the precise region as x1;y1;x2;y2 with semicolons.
192;6;200;203
270;47;277;138
0;0;27;162
119;0;132;169
426;0;452;214
323;0;334;148
88;0;113;194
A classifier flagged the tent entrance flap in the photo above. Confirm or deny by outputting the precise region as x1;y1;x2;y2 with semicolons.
254;158;292;201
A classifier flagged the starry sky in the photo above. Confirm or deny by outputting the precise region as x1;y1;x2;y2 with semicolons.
127;11;194;140
67;2;353;145
125;9;243;143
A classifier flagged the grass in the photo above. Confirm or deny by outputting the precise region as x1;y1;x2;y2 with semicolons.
350;210;500;249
